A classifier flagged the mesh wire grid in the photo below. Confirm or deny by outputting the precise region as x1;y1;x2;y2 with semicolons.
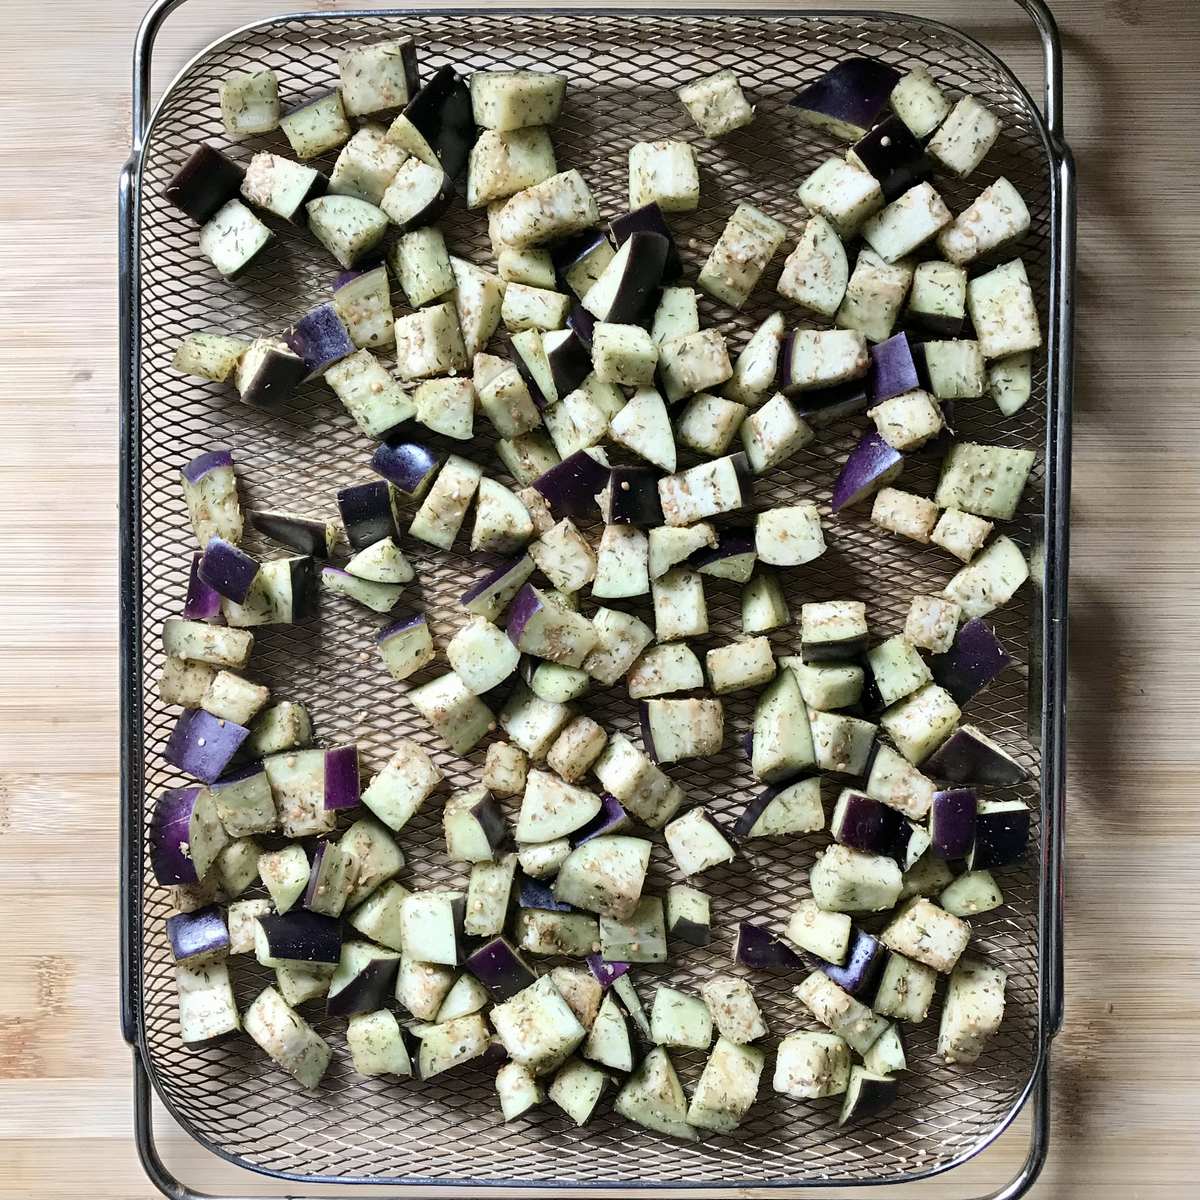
130;8;1056;1190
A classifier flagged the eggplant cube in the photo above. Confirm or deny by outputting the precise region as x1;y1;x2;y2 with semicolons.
774;1031;851;1099
499;686;574;760
687;1038;766;1133
651;285;700;344
339;39;419;117
867;635;932;706
874;951;939;1023
642;698;723;763
706;637;775;695
172;333;248;384
938;957;1007;1063
889;66;950;138
940;870;1005;918
220;68;280;134
657;454;750;527
333;265;395;351
347;1009;412;1077
943;536;1030;618
871;486;939;544
306;195;388;270
548;1057;608;1126
837;249;914;344
329;126;405;206
790;57;899;140
880;683;961;765
989;351;1033;417
935;441;1036;521
629;140;700;212
756;502;825;567
446;616;519;696
785;898;851;962
969;799;1031;869
737;776;824;839
547;715;608;782
325;349;414;439
592;732;684;829
554;836;652;920
176;960;240;1047
629;643;704;699
678;69;754;137
614;1047;698;1141
491;974;586;1075
529;518;597;593
592;324;658;388
376;615;435;682
811;844;902;913
751;667;814;782
868;388;943;452
394;302;468;381
600;895;667;964
400;891;466;966
907;259;968;335
927;96;1001;178
658;329;732;403
924;339;987;400
651;986;713;1051
410;672;494;756
698;202;787;309
861;182;952;264
444;786;508;863
881;897;970;973
496;169;599;249
812;712;877;777
244;986;331;1089
582;608;655;687
905;595;962;654
794;970;889;1055
651;568;708;642
470;69;566;131
280;90;351;159
198;200;272;279
700;977;767;1045
939;177;1031;267
516;769;601;843
780;328;869;394
408;454;483;548
741;392;814;473
665;883;711;946
467;127;557;208
932;508;994;564
796;158;882;239
241;153;326;223
360;739;443;835
496;1061;545;1120
664;806;735;877
967;259;1042;359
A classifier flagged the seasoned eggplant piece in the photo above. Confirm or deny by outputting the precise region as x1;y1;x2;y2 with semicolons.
339;38;420;117
790;58;901;140
386;65;475;179
220;68;280;134
166;144;245;224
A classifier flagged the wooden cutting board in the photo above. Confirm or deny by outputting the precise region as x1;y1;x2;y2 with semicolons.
1;0;1196;1196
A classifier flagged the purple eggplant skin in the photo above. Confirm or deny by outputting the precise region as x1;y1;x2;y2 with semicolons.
638;701;660;765
377;611;427;643
969;802;1030;870
460;557;528;606
609;205;683;282
249;509;337;558
819;928;884;997
543;327;592;398
370;440;440;497
892;819;927;870
552;228;612;286
832;791;903;855
240;347;306;411
326;952;402;1017
929;619;1013;705
198;537;260;604
586;952;630;988
183;553;222;620
531;449;610;519
604;467;664;527
333;260;386;290
518;873;576;913
930;788;978;860
324;745;361;811
505;584;549;649
471;792;510;854
791;380;870;428
925;725;1029;787
789;58;901;140
566;303;597;352
573;793;631;845
164;709;250;785
282;555;318;622
867;332;921;404
832;432;904;511
733;921;806;971
285;303;356;379
165;144;245;224
166;905;231;965
596;229;670;324
850;116;932;201
688;527;755;571
466;936;537;1001
150;786;211;885
181;448;235;487
303;840;339;908
840;1069;899;1125
397;66;475;180
337;480;400;550
258;909;343;965
731;776;814;839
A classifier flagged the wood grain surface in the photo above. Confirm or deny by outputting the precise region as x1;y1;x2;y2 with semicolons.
1;0;1197;1195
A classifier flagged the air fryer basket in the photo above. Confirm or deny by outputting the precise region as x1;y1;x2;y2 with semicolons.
119;3;1073;1196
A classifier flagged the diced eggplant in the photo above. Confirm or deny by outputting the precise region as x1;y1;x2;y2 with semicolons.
862;181;952;264
880;683;961;765
968;799;1030;869
375;613;436;683
409;672;495;754
529;661;590;705
836;248;913;344
627;643;703;700
341;816;405;910
811;844;902;913
335;480;399;552
819;927;885;998
247;703;310;758
396;955;456;1020
641;698;723;764
756;502;825;567
678;68;754;138
871;486;939;545
531;449;610;520
519;871;576;913
553;835;652;920
904;596;964;657
650;985;713;1050
394;301;468;382
939;176;1031;268
733;922;805;971
784;898;851;963
586;952;631;989
900;849;955;900
518;838;572;880
463;937;534;1003
893;819;932;871
607;385;674;471
774;1030;851;1100
248;510;336;559
794;970;889;1055
614;1047;698;1141
698;202;787;308
464;852;518;938
306;194;389;270
252;845;307;915
163;616;253;672
470;69;565;130
339;38;419;117
735;776;825;841
332;265;395;352
256;909;342;968
264;749;334;839
921;339;986;401
548;1056;609;1125
664;883;710;947
659;328;733;404
906;259;968;336
445;615;520;696
600;895;667;964
200;671;268;728
399;890;466;967
241;152;327;225
325;350;414;439
928;95;1001;177
499;684;574;759
790;57;900;140
850;115;932;202
360;729;446;835
163;708;249;785
176;958;240;1047
583;991;633;1072
937;957;1006;1064
326;940;401;1017
940;869;1004;918
750;667;814;783
651;286;699;347
741;570;788;636
701;978;767;1046
506;583;597;667
989;350;1033;417
328;126;405;207
496;169;599;249
347;1009;413;1078
378;157;454;232
610;202;683;283
347;876;408;949
592;731;684;828
182;553;221;622
779;328;869;397
468;127;557;210
491;974;587;1074
345;537;414;586
797;158;882;244
935;441;1036;521
166;904;229;968
967;259;1042;359
197;537;259;605
385;65;474;180
460;555;536;624
867;635;931;707
740;391;814;474
244;985;331;1088
443;786;509;863
928;617;1011;705
445;257;502;361
658;453;751;527
943;536;1030;619
171;332;248;383
831;789;902;856
279;88;350;159
515;768;600;843
867;331;921;404
220;66;279;133
593;324;659;389
528;517;596;593
408;453;483;549
597;467;664;529
889;66;950;138
196;197;273;280
839;1066;898;1125
629;139;699;212
165;144;244;225
881;896;970;973
650;568;708;643
496;1060;544;1120
873;951;938;1023
547;716;608;783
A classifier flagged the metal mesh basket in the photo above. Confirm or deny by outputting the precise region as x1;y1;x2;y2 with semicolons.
118;3;1073;1195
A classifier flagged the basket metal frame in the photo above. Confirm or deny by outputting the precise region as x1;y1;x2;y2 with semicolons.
117;2;1075;1196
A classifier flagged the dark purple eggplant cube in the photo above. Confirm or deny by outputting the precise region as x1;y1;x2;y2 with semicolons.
166;904;230;965
258;910;343;965
518;873;576;913
573;792;631;844
819;928;884;997
164;708;250;784
929;619;1013;705
370;441;440;498
586;952;631;988
198;537;260;604
925;725;1029;787
165;144;245;224
832;432;904;510
324;744;361;811
249;510;337;558
790;57;901;139
832;790;902;855
609;205;683;282
466;936;536;1001
183;552;222;620
396;65;475;180
733;921;806;971
969;801;1030;870
566;303;597;352
930;788;977;860
850;116;932;200
868;333;921;403
337;480;400;550
285;303;356;378
326;950;401;1017
601;467;663;527
543;327;592;398
531;450;610;519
